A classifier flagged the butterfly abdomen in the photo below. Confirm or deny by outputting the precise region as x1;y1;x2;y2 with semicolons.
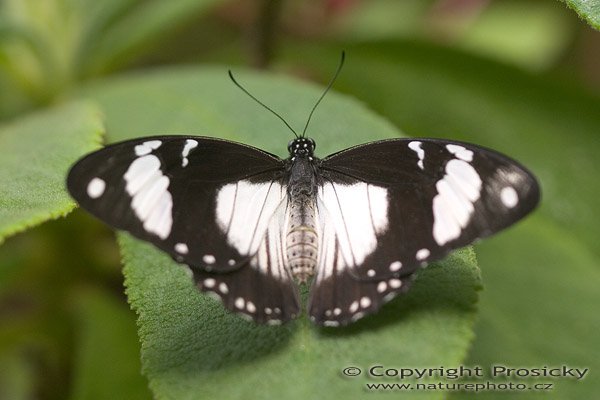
285;157;320;283
286;193;318;283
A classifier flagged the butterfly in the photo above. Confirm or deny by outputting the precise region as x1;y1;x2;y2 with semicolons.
66;56;540;327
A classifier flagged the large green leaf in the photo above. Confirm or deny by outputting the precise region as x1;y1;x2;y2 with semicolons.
119;236;478;400
0;101;104;244
562;0;600;29
81;67;481;400
462;216;599;399
78;0;223;77
283;41;600;399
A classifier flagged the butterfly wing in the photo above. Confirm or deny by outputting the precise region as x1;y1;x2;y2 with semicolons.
193;200;301;324
67;136;287;272
308;199;414;326
308;138;539;324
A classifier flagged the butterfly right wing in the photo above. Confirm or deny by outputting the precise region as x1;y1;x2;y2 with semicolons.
317;138;540;281
308;199;414;326
67;136;287;272
309;138;539;326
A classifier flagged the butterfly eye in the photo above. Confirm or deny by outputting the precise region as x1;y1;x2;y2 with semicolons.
287;140;295;154
309;138;316;151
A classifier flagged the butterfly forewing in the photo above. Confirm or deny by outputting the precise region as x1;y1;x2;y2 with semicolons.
318;138;540;282
67;136;286;272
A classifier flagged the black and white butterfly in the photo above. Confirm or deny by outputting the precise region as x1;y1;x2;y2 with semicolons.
67;134;539;326
67;59;539;327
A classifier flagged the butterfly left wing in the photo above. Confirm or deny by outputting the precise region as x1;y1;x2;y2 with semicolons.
316;138;540;282
67;136;287;272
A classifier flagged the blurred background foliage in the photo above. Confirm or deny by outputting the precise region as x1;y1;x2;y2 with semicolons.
0;0;599;399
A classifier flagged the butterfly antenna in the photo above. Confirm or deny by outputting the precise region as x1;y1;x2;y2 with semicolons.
228;70;299;138
301;51;346;138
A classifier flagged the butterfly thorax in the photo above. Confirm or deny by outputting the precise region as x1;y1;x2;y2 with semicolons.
286;140;319;283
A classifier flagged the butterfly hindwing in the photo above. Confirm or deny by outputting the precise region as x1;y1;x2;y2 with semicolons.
318;138;540;281
67;136;286;272
193;200;301;324
308;202;414;326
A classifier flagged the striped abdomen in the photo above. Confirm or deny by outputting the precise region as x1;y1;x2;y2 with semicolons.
287;194;318;283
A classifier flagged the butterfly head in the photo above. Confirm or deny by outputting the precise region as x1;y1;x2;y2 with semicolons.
288;138;316;158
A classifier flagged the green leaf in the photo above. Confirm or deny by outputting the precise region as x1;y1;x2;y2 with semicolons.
69;288;152;400
460;216;600;399
456;1;574;70
79;0;223;77
562;0;600;30
120;236;479;400
335;0;574;70
283;41;600;399
80;67;482;400
0;101;104;244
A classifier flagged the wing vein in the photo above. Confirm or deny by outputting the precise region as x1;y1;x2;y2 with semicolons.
246;180;276;254
366;183;378;237
225;182;239;236
326;178;358;266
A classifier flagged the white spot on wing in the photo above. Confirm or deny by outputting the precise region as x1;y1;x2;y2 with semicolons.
501;187;519;208
416;248;430;260
408;141;425;169
181;139;198;167
360;296;371;308
318;182;388;266
87;177;106;198
235;297;245;309
203;278;215;288
134;140;162;156
175;243;188;254
216;180;285;256
203;254;216;264
124;154;173;239
389;261;402;272
235;199;291;290
123;156;159;193
315;205;338;283
131;176;169;220
433;159;482;245
389;279;402;289
446;144;474;162
377;281;387;293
